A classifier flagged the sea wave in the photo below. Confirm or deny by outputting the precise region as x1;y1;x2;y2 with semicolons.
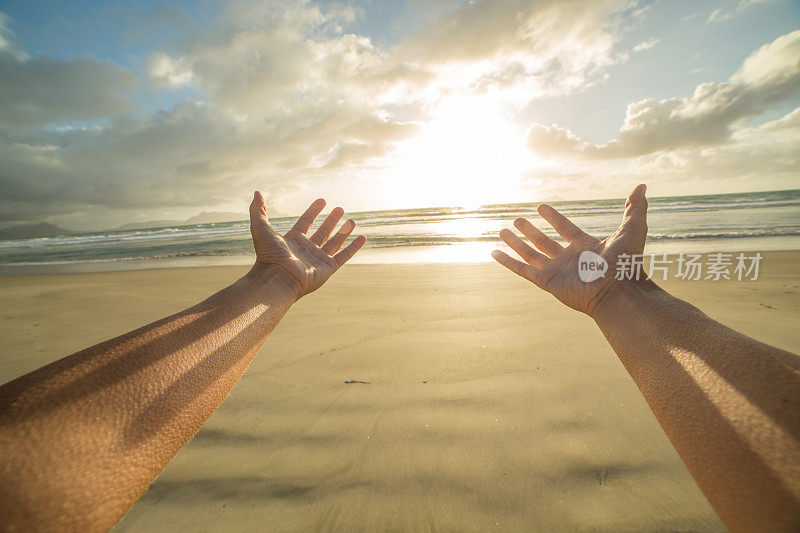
1;229;799;266
0;250;242;266
1;190;798;269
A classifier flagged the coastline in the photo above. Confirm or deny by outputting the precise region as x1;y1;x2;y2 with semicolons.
1;253;798;530
1;234;800;275
2;188;798;276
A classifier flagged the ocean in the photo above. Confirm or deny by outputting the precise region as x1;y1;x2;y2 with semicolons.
1;189;799;274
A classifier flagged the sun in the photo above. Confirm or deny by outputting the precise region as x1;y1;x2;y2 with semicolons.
384;95;536;209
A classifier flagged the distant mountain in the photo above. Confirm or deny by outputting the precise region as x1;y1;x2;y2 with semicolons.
185;207;292;223
185;208;290;223
113;213;244;231
113;207;290;232
184;211;247;225
0;222;76;240
115;219;184;231
266;206;289;218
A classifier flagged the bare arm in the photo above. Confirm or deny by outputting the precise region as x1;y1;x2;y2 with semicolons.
0;192;365;531
595;275;800;531
492;185;800;532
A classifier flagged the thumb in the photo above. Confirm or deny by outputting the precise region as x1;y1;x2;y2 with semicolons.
621;184;648;234
250;191;270;226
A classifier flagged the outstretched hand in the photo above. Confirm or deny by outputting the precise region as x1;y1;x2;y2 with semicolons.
491;184;649;316
249;192;366;299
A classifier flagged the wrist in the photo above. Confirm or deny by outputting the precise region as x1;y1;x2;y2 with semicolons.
247;263;303;301
590;277;662;323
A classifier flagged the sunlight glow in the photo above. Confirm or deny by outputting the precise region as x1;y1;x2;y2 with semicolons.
352;242;499;264
433;216;494;238
385;95;537;209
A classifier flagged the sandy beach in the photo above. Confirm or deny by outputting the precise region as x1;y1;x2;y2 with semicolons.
1;252;799;530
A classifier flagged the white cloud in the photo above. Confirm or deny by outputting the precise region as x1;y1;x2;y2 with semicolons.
0;11;25;60
522;31;800;198
707;8;727;23
0;100;423;223
4;0;794;226
633;38;660;52
400;0;631;101
146;53;193;87
708;0;774;23
521;104;800;198
0;0;642;226
628;105;800;187
526;30;800;159
731;30;800;87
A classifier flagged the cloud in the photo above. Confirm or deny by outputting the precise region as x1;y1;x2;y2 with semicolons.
322;142;386;169
0;3;423;225
400;0;631;100
708;0;774;23
0;0;642;227
521;103;800;200
7;0;795;226
731;30;800;87
0;11;25;60
633;38;660;52
146;53;193;87
148;2;422;117
526;30;800;159
0;99;424;224
0;50;138;132
627;105;800;186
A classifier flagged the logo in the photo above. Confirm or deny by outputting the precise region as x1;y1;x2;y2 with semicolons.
578;251;607;282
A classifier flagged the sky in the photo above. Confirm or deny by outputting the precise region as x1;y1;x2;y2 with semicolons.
0;0;798;230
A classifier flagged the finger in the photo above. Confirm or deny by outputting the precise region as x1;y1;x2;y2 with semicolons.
291;198;326;234
491;250;543;287
537;204;586;243
499;229;549;268
250;191;267;220
513;218;562;258
322;219;355;254
250;191;272;230
333;235;366;268
621;184;648;234
310;207;344;245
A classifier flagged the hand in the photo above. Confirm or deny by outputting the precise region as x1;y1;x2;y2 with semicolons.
491;184;649;317
249;192;366;299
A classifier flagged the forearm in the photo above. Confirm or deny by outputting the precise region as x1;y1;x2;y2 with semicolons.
0;265;296;530
594;280;800;531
